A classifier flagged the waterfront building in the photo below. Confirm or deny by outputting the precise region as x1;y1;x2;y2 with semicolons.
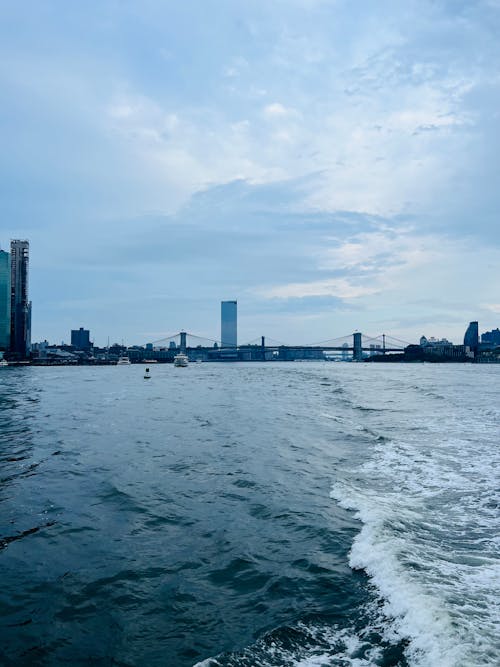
0;249;10;351
463;321;479;354
71;327;91;351
420;336;453;348
405;343;470;361
10;239;31;359
32;340;49;352
221;300;237;347
481;328;500;346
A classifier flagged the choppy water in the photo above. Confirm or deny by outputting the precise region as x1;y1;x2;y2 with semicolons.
0;363;498;666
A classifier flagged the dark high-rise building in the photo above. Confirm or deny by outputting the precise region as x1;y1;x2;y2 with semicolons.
463;321;479;354
481;328;500;346
0;249;10;351
71;327;91;351
10;239;31;359
221;300;237;347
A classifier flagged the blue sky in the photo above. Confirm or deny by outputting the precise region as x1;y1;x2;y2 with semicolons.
1;0;499;346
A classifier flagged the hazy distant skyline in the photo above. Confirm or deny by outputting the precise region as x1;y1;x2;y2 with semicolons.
1;1;499;346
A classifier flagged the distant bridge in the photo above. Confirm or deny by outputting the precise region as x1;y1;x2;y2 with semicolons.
142;331;414;361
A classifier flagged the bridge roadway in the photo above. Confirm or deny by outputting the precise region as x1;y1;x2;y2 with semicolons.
151;332;410;361
236;345;402;352
173;345;404;362
155;331;411;353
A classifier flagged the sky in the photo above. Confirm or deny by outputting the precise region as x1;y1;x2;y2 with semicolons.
1;0;499;346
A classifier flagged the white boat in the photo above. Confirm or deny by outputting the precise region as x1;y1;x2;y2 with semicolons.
116;356;131;365
173;353;189;367
0;359;8;367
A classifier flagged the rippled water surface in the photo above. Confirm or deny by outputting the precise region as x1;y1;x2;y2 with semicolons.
0;363;498;666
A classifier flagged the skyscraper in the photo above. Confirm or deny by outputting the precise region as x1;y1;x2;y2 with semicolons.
0;249;10;351
71;327;91;351
463;321;479;354
10;239;31;359
221;300;237;347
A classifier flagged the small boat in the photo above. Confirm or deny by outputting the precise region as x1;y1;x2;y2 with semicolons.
173;353;189;367
117;356;131;365
0;358;8;367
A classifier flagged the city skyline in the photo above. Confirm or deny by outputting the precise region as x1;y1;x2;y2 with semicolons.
29;317;500;365
37;310;500;351
1;235;497;350
1;2;500;345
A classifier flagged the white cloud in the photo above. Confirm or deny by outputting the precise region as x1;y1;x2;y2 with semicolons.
481;303;500;314
263;102;291;116
256;224;440;300
258;277;378;299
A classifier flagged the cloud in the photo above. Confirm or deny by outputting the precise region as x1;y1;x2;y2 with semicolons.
482;303;500;314
256;223;443;300
263;102;293;117
0;0;499;344
258;278;378;300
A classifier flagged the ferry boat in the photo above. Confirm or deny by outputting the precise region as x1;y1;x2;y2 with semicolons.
173;353;189;367
116;356;131;365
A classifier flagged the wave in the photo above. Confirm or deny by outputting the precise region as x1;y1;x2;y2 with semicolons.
193;618;408;667
330;426;500;667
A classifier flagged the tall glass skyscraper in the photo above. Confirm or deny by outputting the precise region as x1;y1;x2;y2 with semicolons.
0;249;11;351
10;239;31;358
463;321;479;354
221;300;237;347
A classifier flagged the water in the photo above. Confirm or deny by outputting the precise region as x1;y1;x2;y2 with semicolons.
0;363;498;666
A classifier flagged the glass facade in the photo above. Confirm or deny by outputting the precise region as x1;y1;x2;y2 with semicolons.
221;300;237;347
71;327;91;350
0;250;10;350
463;321;479;352
10;239;31;358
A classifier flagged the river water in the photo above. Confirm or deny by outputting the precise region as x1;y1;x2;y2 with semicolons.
0;363;498;666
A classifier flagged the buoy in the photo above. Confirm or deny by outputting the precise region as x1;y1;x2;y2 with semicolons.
144;367;151;379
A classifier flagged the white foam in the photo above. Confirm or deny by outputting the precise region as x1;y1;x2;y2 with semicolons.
333;483;462;666
330;367;500;667
193;622;387;667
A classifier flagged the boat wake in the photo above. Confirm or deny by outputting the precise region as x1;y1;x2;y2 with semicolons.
194;616;408;667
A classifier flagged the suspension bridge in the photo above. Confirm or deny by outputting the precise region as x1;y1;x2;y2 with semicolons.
134;331;414;362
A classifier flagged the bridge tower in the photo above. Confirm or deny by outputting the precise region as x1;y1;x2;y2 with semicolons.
180;331;187;353
353;332;363;361
261;336;266;361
